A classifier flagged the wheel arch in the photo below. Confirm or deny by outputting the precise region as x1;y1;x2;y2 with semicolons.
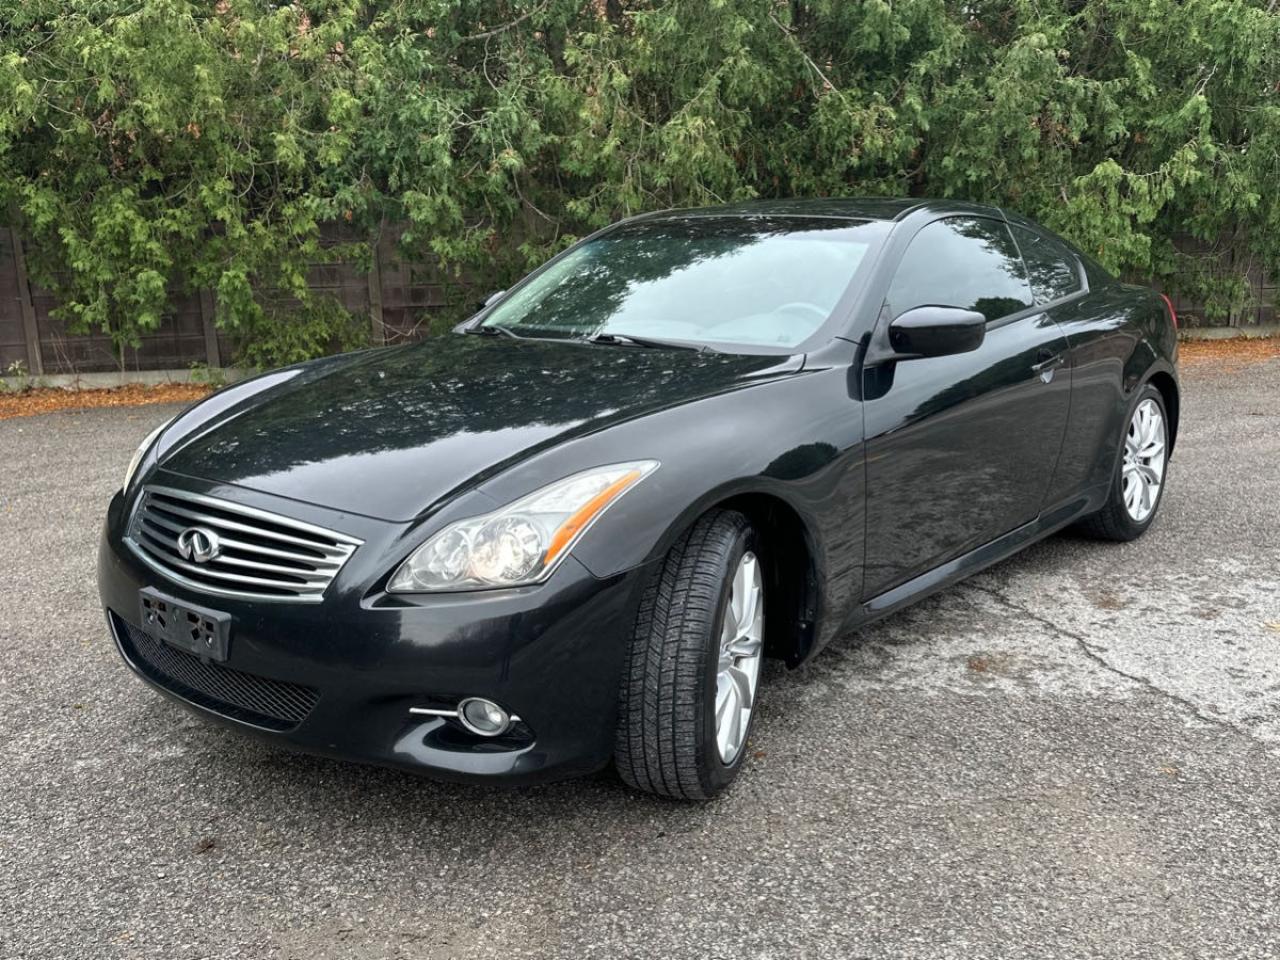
688;491;822;668
1145;369;1180;455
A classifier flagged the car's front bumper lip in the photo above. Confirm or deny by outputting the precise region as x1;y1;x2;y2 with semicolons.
98;488;648;785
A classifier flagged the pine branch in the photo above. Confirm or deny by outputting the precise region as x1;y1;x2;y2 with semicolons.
461;2;549;42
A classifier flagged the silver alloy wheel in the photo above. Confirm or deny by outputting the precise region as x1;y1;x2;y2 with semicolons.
714;551;764;765
1122;398;1167;523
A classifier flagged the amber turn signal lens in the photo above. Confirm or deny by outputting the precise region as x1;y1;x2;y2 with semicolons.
543;469;643;567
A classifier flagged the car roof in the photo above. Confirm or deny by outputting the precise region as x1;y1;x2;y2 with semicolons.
635;197;1004;223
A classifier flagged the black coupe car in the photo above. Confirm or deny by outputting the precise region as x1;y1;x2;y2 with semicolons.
99;199;1179;799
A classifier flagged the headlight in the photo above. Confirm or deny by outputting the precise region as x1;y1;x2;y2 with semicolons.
388;460;659;593
122;418;173;491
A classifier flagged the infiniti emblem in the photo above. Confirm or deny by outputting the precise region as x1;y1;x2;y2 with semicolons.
177;526;222;563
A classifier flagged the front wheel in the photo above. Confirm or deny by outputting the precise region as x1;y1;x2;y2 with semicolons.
1078;384;1170;541
615;510;764;800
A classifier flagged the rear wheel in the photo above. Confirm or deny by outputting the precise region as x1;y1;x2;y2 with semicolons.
1078;384;1169;541
615;510;764;800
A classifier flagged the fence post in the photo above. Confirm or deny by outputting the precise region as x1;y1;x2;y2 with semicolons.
367;233;386;346
10;228;43;376
198;289;221;368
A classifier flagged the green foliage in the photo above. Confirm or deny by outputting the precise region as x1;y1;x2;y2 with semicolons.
187;361;227;388
1;0;1278;345
0;359;31;392
233;296;369;370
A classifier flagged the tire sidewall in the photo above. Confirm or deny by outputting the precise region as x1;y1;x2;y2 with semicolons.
1111;383;1169;536
696;525;761;797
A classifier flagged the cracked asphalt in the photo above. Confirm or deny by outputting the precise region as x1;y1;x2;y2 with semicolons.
2;357;1279;959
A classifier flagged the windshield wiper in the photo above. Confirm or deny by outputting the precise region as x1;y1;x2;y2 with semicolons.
581;332;711;352
464;322;520;339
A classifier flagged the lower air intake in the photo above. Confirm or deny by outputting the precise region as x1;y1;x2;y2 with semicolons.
111;613;319;731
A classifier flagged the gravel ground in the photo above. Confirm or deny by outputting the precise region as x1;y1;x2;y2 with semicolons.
2;360;1279;959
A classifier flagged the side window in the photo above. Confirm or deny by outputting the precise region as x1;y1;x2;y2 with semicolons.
1012;225;1083;305
887;217;1033;323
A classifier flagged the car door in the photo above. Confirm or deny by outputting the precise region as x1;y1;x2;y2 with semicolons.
1006;221;1121;505
861;215;1072;598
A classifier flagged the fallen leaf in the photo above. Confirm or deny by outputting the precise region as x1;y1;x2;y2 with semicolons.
1179;337;1280;370
0;383;212;421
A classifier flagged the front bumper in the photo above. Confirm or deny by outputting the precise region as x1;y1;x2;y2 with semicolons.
97;484;648;785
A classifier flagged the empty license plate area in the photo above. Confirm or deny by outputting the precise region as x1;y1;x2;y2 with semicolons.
138;587;231;662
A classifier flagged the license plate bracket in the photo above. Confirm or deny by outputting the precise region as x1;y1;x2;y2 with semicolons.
138;587;231;662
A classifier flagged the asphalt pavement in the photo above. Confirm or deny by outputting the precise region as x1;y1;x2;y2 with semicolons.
1;358;1278;959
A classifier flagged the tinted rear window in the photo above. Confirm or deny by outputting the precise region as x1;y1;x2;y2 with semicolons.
1012;225;1084;304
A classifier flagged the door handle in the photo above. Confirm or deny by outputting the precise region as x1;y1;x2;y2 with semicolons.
1031;350;1065;374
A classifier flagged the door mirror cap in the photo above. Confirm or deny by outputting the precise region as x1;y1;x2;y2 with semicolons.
889;306;986;359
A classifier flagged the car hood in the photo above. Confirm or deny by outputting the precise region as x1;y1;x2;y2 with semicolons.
160;335;802;521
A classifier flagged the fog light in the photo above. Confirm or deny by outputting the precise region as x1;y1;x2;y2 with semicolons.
458;697;511;737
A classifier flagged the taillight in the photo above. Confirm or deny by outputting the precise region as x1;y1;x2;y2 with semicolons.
1159;293;1178;330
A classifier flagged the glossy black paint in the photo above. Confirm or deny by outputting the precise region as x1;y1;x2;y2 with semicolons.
887;306;986;359
160;336;797;521
100;198;1179;784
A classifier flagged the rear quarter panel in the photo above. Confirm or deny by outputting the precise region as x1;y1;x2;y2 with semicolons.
1045;281;1177;506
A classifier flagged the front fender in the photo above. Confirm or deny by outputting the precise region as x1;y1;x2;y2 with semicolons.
472;363;868;654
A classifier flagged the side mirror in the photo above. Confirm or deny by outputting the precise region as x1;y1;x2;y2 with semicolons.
889;306;986;359
476;290;506;311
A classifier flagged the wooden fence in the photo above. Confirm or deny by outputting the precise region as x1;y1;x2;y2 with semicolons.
0;228;455;376
0;227;1273;377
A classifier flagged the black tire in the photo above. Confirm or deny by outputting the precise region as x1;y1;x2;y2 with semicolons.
615;510;760;800
1077;383;1169;541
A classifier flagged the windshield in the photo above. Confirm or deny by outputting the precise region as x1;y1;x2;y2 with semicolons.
480;216;888;350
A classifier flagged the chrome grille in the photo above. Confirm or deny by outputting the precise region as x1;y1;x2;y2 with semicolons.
125;485;361;602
